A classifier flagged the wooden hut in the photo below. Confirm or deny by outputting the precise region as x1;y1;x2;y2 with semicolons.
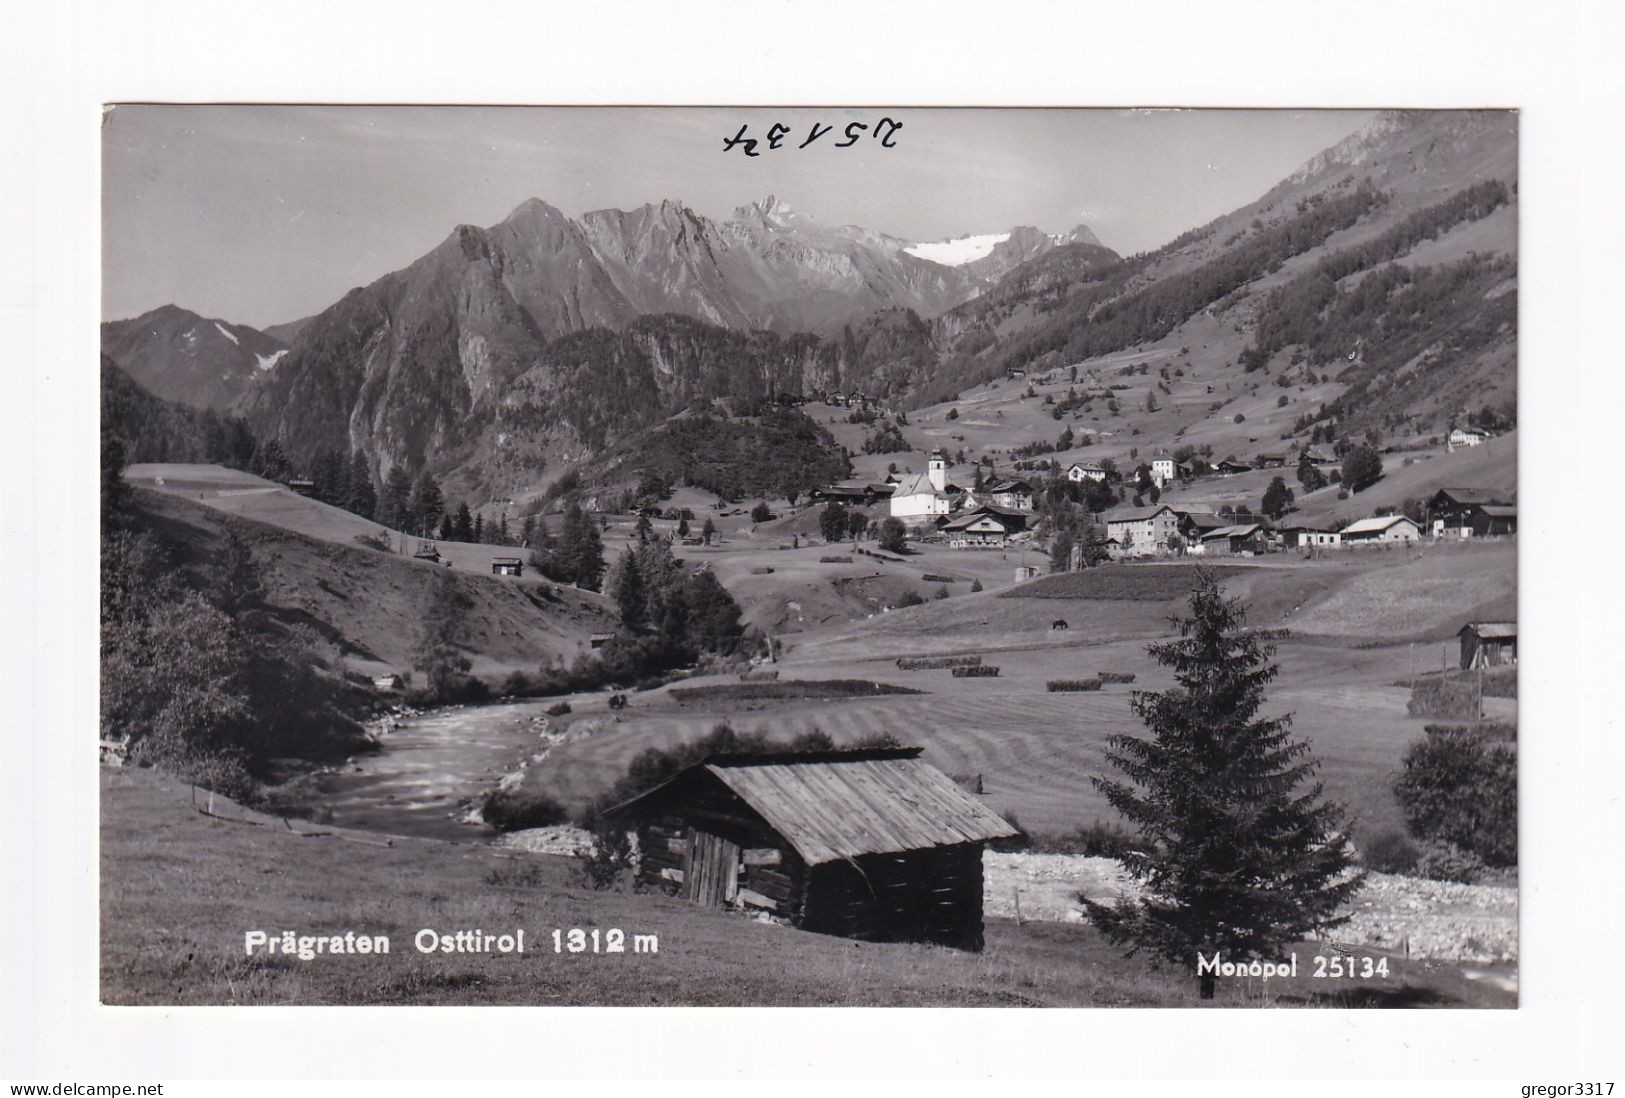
606;748;1018;950
1459;622;1517;669
491;556;523;576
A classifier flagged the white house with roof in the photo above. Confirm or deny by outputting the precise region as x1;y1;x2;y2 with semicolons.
1105;504;1178;558
1448;426;1488;451
889;450;953;521
1150;454;1176;487
1340;514;1421;545
1067;461;1107;483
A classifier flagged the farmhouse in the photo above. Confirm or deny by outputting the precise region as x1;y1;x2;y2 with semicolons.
491;557;523;576
1448;426;1489;450
607;748;1018;950
1278;524;1342;550
1106;504;1178;558
1459;622;1517;669
984;477;1035;511
1067;461;1107;483
941;506;1028;548
1198;523;1268;556
1255;452;1287;469
1215;459;1253;476
1174;509;1227;544
1150;454;1176;487
1427;488;1515;537
811;482;893;506
889;451;953;521
1340;514;1422;544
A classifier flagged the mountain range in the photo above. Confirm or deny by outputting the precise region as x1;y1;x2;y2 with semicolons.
101;109;1517;508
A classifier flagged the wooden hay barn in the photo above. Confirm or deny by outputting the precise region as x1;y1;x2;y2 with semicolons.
607;748;1018;950
1459;622;1517;669
491;556;523;576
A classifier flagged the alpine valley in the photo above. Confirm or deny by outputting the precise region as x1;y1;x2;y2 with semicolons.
102;110;1516;511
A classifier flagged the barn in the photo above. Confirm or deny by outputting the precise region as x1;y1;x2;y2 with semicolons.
1459;622;1517;668
491;556;523;576
606;748;1019;950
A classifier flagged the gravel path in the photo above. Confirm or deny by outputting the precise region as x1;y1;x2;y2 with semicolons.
984;851;1517;963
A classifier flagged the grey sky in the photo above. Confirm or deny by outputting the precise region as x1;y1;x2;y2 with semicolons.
102;105;1375;329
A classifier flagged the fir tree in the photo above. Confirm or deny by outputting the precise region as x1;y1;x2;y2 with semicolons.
701;516;716;545
1084;570;1363;999
381;467;412;532
612;549;646;630
346;452;377;519
408;473;445;538
634;514;653;543
1262;476;1296;519
452;502;475;543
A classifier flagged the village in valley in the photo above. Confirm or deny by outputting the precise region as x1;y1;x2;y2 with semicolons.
97;107;1520;1010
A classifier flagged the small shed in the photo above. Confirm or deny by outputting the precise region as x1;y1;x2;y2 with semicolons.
606;748;1019;950
491;556;523;576
1014;564;1041;581
589;632;616;650
1459;622;1517;669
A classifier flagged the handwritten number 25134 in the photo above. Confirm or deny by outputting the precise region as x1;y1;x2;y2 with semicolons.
723;118;902;156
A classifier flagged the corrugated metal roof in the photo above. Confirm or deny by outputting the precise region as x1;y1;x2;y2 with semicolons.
703;753;1019;865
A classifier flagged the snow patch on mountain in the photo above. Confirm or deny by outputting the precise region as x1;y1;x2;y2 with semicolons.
256;349;288;371
214;321;240;346
905;232;1012;267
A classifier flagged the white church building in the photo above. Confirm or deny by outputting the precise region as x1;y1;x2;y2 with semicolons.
889;450;953;521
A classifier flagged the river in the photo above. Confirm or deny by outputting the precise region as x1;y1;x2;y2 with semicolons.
319;700;560;841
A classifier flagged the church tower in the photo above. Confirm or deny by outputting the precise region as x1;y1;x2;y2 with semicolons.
928;450;947;493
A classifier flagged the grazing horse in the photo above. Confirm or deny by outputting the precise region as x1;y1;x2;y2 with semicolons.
1051;619;1069;631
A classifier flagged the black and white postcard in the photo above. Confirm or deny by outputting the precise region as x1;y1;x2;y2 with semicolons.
97;104;1520;1008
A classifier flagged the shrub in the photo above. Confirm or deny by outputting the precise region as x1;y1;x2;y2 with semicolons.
819;555;854;563
1414;839;1487;884
933;585;950;601
1393;725;1517;866
577;821;635;891
1407;677;1481;719
970;578;983;592
1361;829;1421;874
481;788;568;832
1027;820;1136;857
921;574;956;583
500;671;532;697
1097;671;1137;684
952;665;1000;677
545;701;572;717
1047;678;1103;691
896;589;926;608
736;668;779;682
749;566;775;575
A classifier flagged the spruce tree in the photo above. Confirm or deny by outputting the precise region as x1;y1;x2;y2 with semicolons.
346;452;377;519
612;549;646;630
1084;570;1363;999
452;502;475;543
381;467;412;532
